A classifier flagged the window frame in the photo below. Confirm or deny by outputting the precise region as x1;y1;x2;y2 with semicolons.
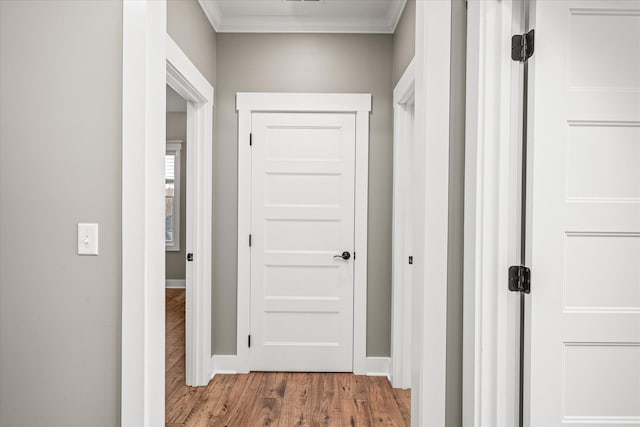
165;141;182;251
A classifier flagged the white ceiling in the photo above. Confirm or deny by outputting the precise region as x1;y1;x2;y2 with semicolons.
197;0;407;34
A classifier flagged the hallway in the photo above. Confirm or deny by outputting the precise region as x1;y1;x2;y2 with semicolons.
165;289;411;426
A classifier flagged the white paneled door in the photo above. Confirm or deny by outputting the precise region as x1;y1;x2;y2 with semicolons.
249;112;356;372
529;1;640;425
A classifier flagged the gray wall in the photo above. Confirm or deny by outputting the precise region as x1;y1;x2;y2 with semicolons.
392;0;416;86
0;2;217;425
215;34;394;356
168;0;217;88
0;1;123;426
166;112;187;280
446;0;467;425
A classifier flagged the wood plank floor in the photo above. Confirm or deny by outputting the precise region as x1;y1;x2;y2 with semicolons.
166;288;411;426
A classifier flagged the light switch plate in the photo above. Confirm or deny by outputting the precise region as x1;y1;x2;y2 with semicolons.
78;223;99;255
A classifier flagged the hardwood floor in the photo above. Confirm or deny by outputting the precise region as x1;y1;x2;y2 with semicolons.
166;288;411;426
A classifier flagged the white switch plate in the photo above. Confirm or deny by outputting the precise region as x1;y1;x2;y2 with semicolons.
78;223;99;255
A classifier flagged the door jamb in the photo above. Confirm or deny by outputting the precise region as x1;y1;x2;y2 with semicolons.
166;35;214;387
391;58;415;389
462;1;522;425
235;92;372;374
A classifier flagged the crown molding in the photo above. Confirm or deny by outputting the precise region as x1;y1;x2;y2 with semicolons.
197;0;222;31
197;0;407;34
389;0;408;33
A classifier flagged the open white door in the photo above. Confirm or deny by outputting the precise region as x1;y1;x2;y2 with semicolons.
529;1;640;425
249;112;356;372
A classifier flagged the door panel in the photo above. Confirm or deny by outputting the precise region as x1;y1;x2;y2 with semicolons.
530;1;640;425
250;112;356;372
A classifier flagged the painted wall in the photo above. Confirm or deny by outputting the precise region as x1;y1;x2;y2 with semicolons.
446;0;467;425
392;0;416;86
168;0;217;87
166;112;187;280
214;34;394;356
0;1;122;425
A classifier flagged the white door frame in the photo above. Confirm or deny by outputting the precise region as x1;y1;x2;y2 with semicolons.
121;3;166;425
411;1;453;426
463;0;524;425
391;58;415;389
166;36;214;387
235;92;371;374
122;1;214;423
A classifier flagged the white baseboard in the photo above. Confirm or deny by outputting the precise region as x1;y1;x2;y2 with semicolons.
165;279;185;288
365;357;392;380
210;355;238;378
208;355;391;380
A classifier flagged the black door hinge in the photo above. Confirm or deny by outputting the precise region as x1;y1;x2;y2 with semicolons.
511;29;535;62
248;335;251;348
508;265;531;294
187;253;194;262
249;133;252;146
249;234;252;247
408;256;413;265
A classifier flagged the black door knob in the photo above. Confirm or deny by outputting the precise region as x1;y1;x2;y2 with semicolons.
333;251;351;260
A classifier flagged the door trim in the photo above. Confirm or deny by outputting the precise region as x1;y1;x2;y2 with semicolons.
236;92;371;374
463;1;523;425
121;3;166;424
391;58;415;389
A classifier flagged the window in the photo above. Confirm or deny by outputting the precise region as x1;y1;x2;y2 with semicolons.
166;141;182;251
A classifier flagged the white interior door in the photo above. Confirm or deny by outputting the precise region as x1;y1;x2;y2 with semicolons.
250;112;356;372
529;1;640;425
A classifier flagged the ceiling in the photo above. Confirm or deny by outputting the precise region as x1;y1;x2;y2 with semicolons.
197;0;407;34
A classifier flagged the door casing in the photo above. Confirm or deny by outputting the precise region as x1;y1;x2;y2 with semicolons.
235;93;371;374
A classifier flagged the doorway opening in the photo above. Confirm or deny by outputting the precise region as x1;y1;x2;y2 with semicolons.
391;58;415;390
165;35;214;388
122;3;455;425
165;84;188;408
